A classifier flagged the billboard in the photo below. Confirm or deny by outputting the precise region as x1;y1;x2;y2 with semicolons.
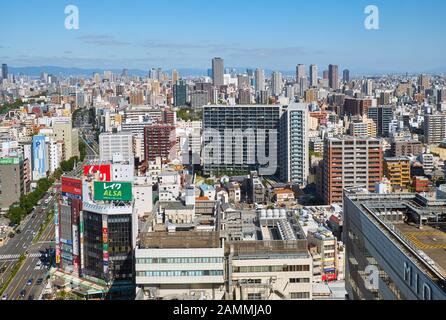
32;135;47;179
84;164;111;182
0;157;20;165
94;182;133;202
72;225;79;256
62;177;82;196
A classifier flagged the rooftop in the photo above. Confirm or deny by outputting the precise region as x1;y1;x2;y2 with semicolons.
345;192;446;284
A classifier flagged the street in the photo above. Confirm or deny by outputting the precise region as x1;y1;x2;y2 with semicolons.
0;191;56;300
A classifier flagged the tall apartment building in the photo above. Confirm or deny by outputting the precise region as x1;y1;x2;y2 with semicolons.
322;136;383;204
203;105;281;176
279;104;309;186
424;114;446;144
0;156;24;209
309;64;318;88
99;132;134;163
271;71;283;96
212;57;224;87
143;124;176;162
255;68;265;92
368;106;393;137
52;117;80;161
343;191;446;300
328;64;339;91
384;157;411;188
1;64;7;80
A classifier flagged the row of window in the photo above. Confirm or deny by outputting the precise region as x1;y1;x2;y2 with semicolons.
233;265;310;273
136;270;224;277
136;257;224;264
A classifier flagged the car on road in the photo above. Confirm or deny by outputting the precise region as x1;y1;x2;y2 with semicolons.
20;289;26;298
36;278;43;285
32;214;36;219
16;229;21;234
0;266;6;273
44;199;50;205
2;294;8;300
26;278;33;286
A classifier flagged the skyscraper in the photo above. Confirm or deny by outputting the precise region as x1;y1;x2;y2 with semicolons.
279;103;309;187
271;71;283;96
296;64;306;84
212;57;224;87
2;64;8;80
309;64;318;87
255;68;265;92
328;64;339;90
343;69;350;83
368;106;393;137
173;79;187;107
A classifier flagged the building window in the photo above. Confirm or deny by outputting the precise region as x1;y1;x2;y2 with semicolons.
290;292;310;299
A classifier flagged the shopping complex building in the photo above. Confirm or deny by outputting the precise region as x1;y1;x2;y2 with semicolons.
343;189;446;300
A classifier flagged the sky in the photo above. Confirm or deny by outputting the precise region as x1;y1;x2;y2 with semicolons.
0;0;445;74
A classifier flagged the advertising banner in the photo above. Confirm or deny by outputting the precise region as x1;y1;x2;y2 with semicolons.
61;177;83;196
84;164;111;182
94;181;132;201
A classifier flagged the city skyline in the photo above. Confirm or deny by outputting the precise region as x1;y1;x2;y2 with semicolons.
1;0;445;73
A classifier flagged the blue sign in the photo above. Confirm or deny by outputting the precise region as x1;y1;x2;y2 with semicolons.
32;135;47;179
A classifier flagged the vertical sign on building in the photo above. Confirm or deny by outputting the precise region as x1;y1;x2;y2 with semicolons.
79;210;84;276
54;199;61;266
32;135;47;180
102;216;109;277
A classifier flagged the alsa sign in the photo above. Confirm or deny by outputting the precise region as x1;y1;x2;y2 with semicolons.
94;182;132;202
84;164;111;182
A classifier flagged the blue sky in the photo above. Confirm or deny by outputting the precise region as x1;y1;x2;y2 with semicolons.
0;0;444;73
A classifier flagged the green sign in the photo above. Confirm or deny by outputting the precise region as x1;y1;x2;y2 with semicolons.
0;157;20;165
94;182;133;202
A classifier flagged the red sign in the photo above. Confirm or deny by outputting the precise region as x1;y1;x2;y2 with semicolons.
322;273;338;282
83;164;111;182
61;177;82;196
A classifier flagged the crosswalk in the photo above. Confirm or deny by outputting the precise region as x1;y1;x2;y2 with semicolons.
0;253;41;261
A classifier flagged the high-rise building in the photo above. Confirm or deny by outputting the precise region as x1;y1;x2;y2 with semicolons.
271;71;283;96
309;64;318;87
328;64;339;90
255;68;265;92
143;124;176;162
52;117;80;160
173;79;187;107
212;57;224;87
368;106;393;137
343;69;350;83
343;191;446;300
322;136;383;204
1;64;8;80
344;98;373;117
296;64;306;84
279;103;309;187
363;79;374;96
0;156;24;209
424;114;446;144
99;132;134;163
171;69;179;83
203;105;281;176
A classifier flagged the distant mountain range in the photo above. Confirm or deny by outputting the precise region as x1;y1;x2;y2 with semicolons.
8;66;446;78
